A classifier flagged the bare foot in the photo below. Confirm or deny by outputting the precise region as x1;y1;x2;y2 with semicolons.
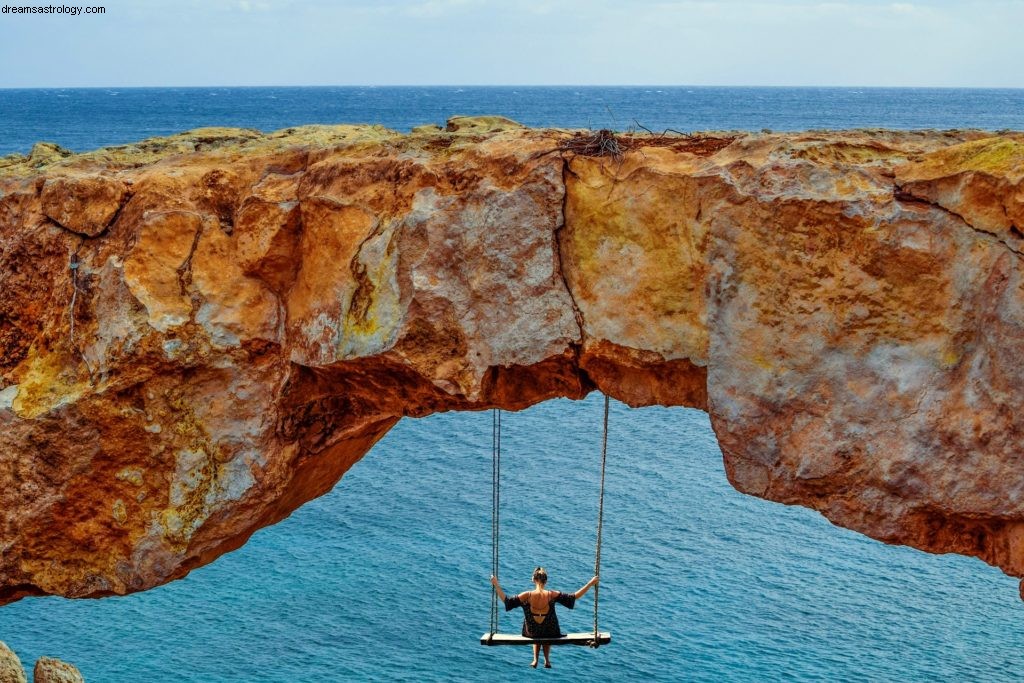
530;660;538;668
544;662;552;669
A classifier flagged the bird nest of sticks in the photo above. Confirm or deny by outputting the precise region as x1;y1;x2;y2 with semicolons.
558;129;626;159
556;127;735;160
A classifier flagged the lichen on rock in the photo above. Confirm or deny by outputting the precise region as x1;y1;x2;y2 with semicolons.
2;118;1024;604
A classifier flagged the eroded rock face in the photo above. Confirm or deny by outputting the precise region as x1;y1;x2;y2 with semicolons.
1;120;1023;604
40;175;128;238
33;658;84;683
0;641;26;683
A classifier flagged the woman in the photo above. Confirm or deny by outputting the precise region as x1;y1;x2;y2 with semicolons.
489;568;599;669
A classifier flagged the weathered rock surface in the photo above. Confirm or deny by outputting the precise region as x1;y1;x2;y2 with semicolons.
2;120;1024;604
0;641;26;683
33;658;84;683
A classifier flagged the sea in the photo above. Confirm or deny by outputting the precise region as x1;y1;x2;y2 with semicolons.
1;87;1024;683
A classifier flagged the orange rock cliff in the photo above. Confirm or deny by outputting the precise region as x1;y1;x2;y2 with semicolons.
1;116;1023;604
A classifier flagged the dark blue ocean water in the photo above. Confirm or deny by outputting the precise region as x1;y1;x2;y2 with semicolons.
2;86;1024;156
1;87;1024;682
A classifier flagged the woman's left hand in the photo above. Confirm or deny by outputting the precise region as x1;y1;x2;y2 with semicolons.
490;575;499;587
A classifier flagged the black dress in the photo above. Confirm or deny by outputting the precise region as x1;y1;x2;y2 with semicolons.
503;591;577;638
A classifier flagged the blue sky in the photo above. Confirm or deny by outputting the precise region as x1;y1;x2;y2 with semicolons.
0;0;1022;87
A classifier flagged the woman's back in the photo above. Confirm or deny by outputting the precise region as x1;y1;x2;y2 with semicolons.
489;571;598;668
520;589;555;623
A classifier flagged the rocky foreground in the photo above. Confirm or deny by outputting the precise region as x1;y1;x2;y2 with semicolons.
1;117;1023;604
0;641;83;683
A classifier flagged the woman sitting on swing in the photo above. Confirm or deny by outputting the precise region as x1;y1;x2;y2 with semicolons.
490;568;599;668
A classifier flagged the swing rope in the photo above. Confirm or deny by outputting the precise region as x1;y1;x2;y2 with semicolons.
488;408;502;641
592;394;609;648
486;396;610;648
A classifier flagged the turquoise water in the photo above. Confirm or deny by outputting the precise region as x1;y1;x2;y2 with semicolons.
2;398;1022;681
1;87;1024;681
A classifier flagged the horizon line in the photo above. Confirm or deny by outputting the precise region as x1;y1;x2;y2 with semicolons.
2;84;1024;91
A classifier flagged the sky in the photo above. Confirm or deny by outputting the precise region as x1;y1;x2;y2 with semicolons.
0;0;1022;87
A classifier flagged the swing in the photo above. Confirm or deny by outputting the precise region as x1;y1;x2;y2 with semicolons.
480;396;613;648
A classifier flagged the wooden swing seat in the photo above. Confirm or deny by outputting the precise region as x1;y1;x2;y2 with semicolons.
480;631;611;647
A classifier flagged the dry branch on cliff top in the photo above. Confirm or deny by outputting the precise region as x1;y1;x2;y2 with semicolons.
555;127;737;159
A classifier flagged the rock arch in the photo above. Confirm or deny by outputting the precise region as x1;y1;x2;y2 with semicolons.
2;120;1023;603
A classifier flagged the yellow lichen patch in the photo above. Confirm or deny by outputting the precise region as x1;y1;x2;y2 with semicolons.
939;347;961;369
161;448;215;548
896;137;1024;241
9;344;92;419
0;124;402;179
900;137;1024;183
287;202;377;364
116;467;145;487
112;499;128;525
793;141;907;166
341;223;403;356
168;394;210;453
264;123;399;145
563;153;710;362
151;393;220;548
835;173;888;199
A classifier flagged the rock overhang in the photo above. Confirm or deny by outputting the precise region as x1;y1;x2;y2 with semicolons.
1;118;1024;603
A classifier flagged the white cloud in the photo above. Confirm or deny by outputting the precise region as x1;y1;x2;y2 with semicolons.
403;0;481;17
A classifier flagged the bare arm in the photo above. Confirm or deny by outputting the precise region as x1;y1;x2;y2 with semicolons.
575;575;599;599
489;575;507;602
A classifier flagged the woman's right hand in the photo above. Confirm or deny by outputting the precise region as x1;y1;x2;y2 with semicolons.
575;575;599;599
